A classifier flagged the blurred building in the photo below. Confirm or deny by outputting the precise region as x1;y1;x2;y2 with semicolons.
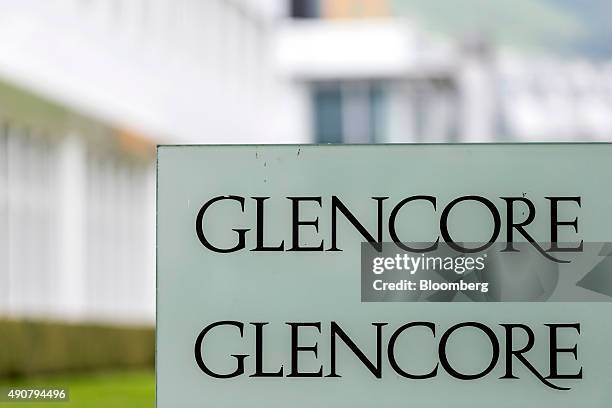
0;0;307;144
497;52;612;141
0;0;304;325
2;0;612;327
278;0;612;143
0;81;157;324
278;0;494;143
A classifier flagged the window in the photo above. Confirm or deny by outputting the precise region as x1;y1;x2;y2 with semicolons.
312;82;387;143
289;0;320;19
313;85;343;143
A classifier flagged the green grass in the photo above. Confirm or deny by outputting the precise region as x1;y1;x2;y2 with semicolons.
0;370;154;407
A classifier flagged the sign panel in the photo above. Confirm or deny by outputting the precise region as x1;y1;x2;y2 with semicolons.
157;144;612;407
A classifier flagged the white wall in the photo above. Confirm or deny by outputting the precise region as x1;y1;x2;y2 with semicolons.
0;125;155;324
0;0;307;144
0;0;308;326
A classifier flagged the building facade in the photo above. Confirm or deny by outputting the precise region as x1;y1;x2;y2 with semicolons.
280;0;612;143
0;0;300;324
3;0;612;326
0;81;156;323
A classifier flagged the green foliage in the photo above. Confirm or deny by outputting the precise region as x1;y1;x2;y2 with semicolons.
0;319;154;378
